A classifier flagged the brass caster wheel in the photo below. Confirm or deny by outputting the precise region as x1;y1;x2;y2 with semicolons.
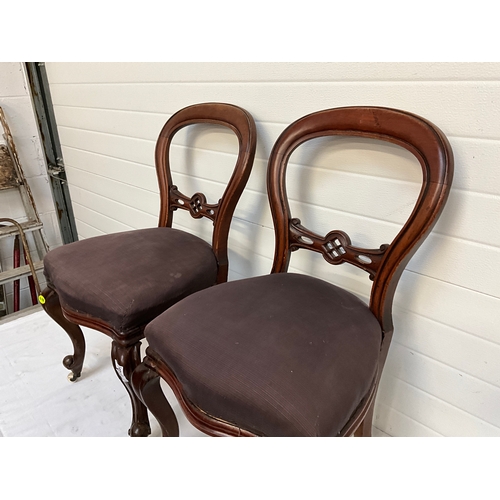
67;372;80;382
63;355;82;381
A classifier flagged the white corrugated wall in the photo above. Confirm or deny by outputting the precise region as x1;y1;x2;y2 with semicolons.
44;62;500;437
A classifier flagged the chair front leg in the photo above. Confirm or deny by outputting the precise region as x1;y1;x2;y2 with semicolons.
131;357;180;437
111;340;151;437
41;287;86;382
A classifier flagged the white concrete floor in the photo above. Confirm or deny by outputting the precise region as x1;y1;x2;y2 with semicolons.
0;306;205;437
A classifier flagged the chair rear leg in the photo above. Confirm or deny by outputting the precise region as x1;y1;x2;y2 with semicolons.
131;359;180;437
41;287;86;382
111;341;152;437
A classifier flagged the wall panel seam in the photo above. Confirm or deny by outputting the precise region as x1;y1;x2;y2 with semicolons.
75;219;106;235
62;142;254;165
66;164;159;194
62;145;155;169
375;401;444;436
66;163;264;199
47;80;500;86
220;221;499;302
391;338;500;391
0;95;30;101
381;372;500;431
72;200;139;231
394;305;500;348
52;106;500;142
59;124;156;143
407;269;500;300
72;192;157;220
287;199;500;250
59;129;258;162
54;103;174;117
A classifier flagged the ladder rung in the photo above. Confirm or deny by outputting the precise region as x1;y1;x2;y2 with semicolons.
0;260;44;286
0;220;44;239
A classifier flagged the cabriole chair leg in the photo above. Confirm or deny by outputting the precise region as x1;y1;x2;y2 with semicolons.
111;341;151;437
131;358;179;437
41;287;86;382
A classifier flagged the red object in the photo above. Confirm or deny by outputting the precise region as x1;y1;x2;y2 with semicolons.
13;235;20;312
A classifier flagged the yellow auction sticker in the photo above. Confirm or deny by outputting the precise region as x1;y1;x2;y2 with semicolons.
38;295;46;305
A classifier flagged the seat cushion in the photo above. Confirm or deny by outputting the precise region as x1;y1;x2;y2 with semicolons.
145;272;382;436
44;227;218;335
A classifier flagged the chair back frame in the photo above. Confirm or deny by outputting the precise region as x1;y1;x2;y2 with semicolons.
155;102;257;283
267;106;454;335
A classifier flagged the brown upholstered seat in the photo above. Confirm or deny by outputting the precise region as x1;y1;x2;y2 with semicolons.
146;273;381;436
44;228;218;336
40;103;256;437
132;106;453;438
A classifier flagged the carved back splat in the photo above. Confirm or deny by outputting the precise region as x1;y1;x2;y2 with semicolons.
268;106;453;333
155;103;257;283
289;218;388;280
169;187;219;222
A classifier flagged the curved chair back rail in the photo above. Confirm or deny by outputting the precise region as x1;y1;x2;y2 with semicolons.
155;102;257;283
268;106;454;334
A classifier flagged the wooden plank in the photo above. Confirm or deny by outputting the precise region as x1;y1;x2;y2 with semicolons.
0;260;43;286
0;220;43;239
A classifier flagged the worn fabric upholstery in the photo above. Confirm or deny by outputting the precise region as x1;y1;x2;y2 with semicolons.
44;228;218;335
145;272;382;436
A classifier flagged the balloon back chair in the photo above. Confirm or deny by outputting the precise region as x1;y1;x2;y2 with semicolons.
40;103;257;436
132;106;453;437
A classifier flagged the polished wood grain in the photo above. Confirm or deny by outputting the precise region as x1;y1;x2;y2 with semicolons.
41;103;256;436
133;106;453;437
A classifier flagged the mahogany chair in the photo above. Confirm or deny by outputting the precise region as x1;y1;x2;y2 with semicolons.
132;106;453;437
39;103;257;436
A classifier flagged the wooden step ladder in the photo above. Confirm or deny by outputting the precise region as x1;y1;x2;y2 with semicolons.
0;106;48;316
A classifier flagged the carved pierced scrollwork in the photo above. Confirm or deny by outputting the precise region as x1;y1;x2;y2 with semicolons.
289;218;389;280
170;185;219;222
